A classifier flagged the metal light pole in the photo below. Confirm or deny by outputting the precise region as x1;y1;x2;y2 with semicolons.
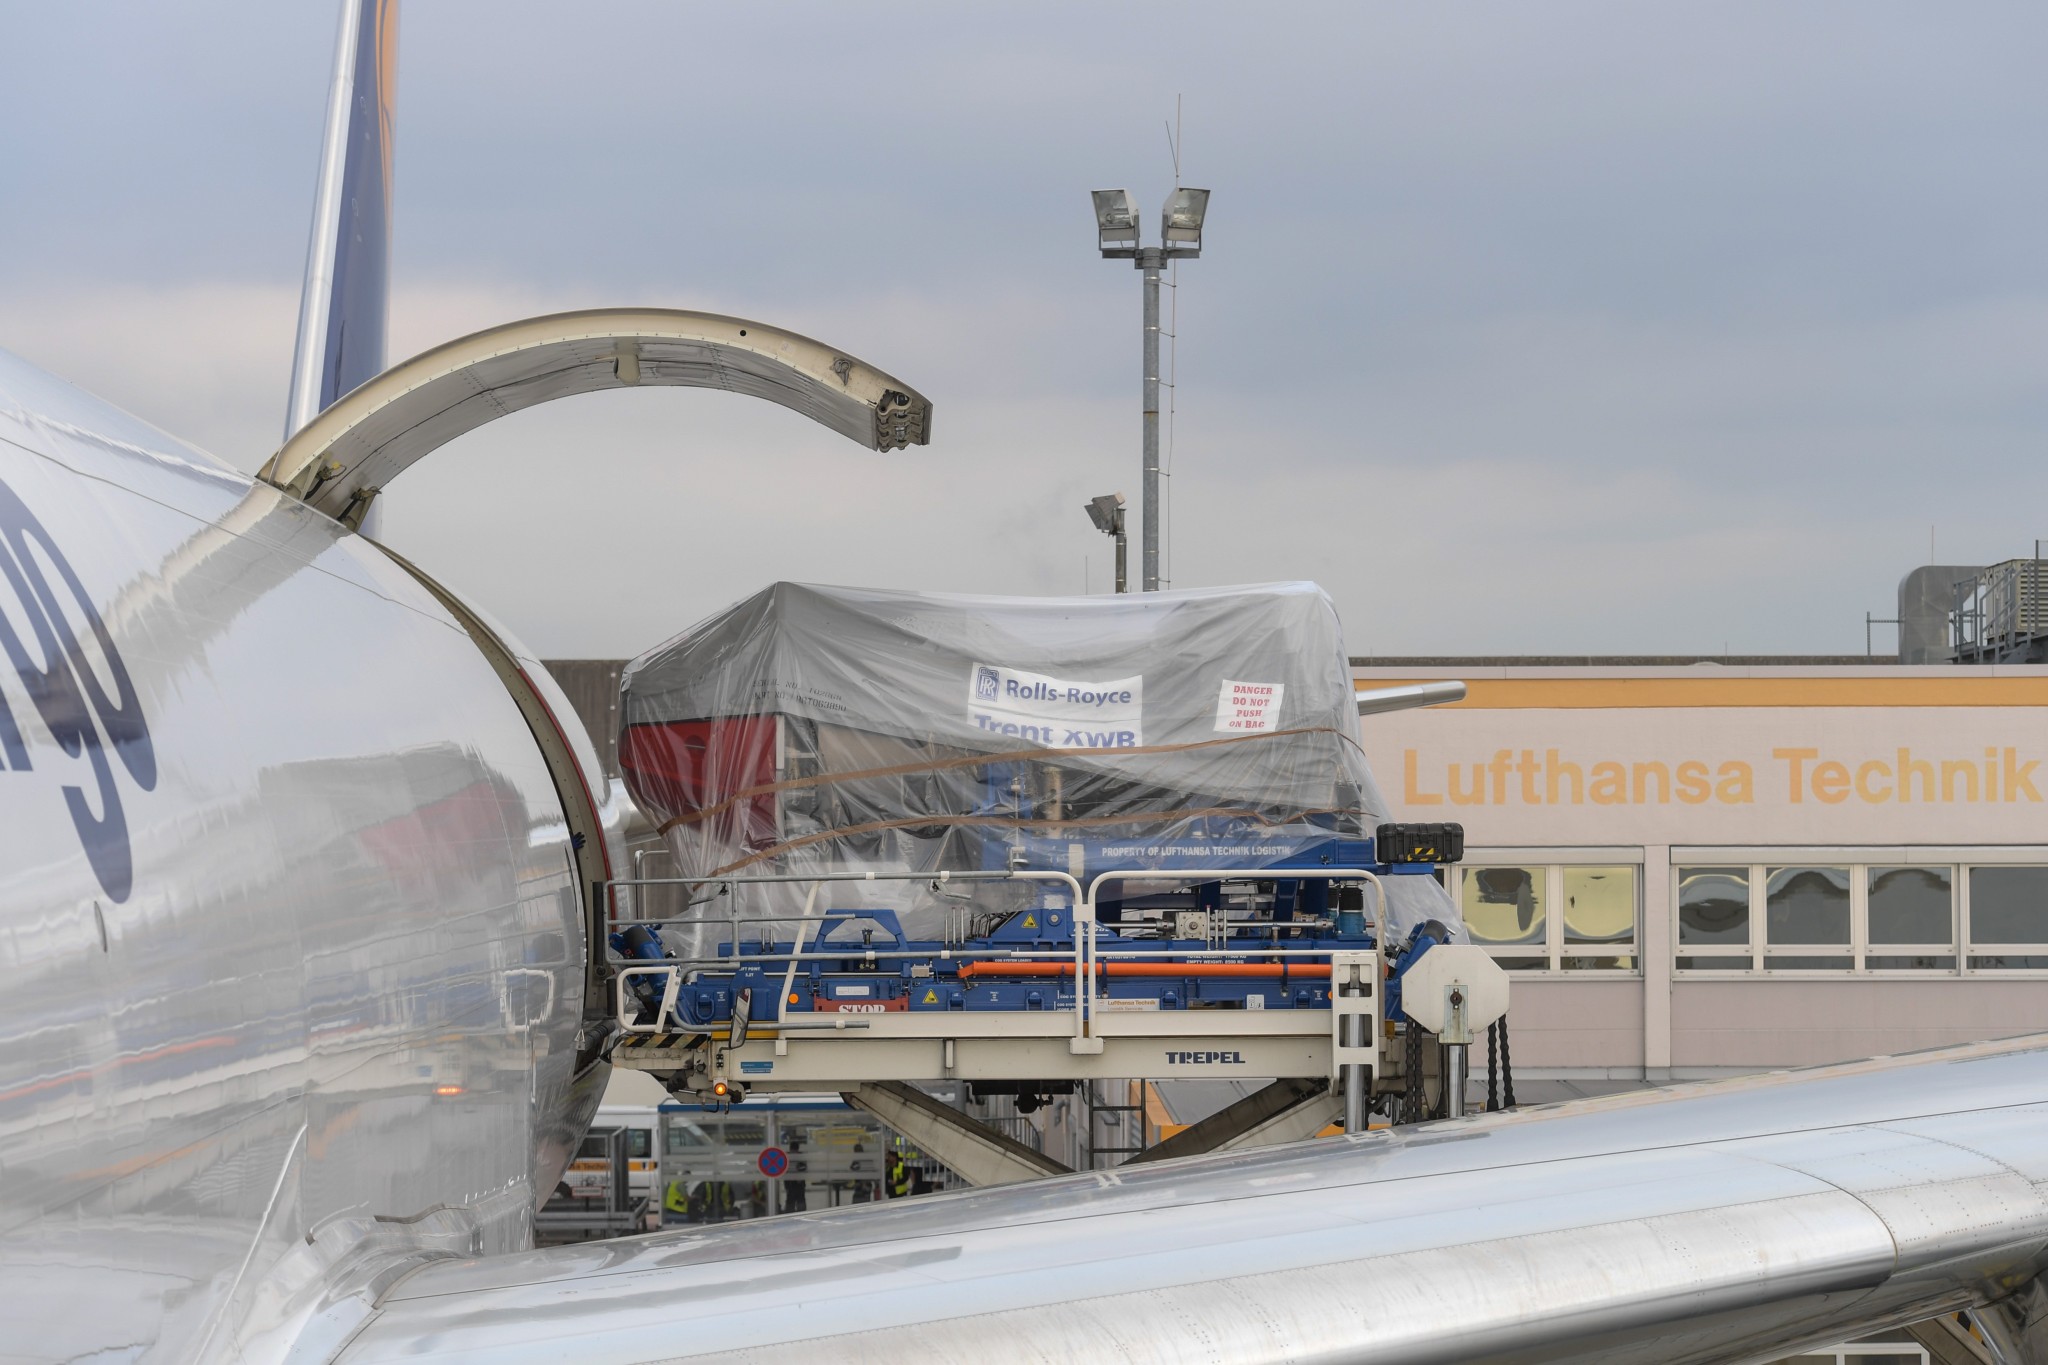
1092;187;1210;591
1085;492;1128;593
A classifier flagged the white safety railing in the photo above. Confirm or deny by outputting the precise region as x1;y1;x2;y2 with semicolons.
606;868;1083;1036
1077;868;1388;1040
603;865;1390;1046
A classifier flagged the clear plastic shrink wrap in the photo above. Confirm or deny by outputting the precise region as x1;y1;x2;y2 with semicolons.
618;581;1465;950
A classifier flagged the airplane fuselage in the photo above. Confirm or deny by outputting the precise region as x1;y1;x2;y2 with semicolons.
0;348;609;1359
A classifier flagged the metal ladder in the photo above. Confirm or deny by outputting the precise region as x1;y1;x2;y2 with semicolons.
1084;1079;1148;1169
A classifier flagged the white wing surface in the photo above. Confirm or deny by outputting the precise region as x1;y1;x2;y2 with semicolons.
334;1035;2048;1363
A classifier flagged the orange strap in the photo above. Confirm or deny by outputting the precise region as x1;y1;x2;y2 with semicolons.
956;960;1329;980
648;724;1363;836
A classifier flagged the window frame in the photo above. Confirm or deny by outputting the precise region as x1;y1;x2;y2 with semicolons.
1962;863;2048;971
1864;864;1960;971
1674;864;1754;972
1456;852;1643;976
1668;850;1994;975
1759;864;1855;971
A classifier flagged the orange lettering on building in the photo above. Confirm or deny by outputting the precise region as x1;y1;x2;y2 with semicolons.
1403;749;1442;806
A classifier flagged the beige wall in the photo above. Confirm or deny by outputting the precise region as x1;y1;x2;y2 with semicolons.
1354;665;2048;1085
1500;977;2048;1078
1356;667;2048;848
1489;976;1645;1074
1668;979;2048;1071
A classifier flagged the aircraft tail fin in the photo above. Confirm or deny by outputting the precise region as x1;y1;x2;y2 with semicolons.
283;0;397;442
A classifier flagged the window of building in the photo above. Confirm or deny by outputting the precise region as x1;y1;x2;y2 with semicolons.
1764;866;1851;970
1967;866;2048;969
1676;866;1750;971
1562;866;1637;970
1459;865;1546;971
1866;866;1955;970
1459;862;1639;972
1671;858;2006;973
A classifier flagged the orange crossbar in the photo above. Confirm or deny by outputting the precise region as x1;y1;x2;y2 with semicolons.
956;961;1330;980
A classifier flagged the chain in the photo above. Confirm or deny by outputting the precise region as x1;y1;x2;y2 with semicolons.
1486;1021;1500;1112
1404;1021;1424;1123
1500;1013;1516;1109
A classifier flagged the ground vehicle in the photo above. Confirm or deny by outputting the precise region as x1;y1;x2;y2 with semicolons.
561;1105;660;1204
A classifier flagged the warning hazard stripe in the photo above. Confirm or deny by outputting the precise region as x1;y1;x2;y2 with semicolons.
619;1033;682;1049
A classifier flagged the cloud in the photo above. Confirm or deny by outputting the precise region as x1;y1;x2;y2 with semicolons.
1;283;301;468
6;2;2048;660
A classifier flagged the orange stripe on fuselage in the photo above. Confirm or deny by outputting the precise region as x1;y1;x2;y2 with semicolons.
0;1034;238;1105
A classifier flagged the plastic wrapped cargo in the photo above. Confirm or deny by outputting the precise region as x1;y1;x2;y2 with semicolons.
617;581;1463;946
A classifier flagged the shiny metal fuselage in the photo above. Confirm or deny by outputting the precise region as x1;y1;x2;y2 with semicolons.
0;348;605;1361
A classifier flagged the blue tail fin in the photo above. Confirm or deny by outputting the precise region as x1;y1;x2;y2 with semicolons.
283;0;397;442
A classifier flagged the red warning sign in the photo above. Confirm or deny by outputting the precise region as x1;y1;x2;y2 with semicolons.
812;995;909;1013
1214;679;1285;733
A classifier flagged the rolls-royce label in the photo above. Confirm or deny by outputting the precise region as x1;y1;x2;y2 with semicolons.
967;662;1143;748
0;477;155;902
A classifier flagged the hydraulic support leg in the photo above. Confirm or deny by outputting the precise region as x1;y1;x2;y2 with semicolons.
842;1082;1071;1187
1443;1043;1469;1120
1123;1078;1341;1165
1329;951;1379;1134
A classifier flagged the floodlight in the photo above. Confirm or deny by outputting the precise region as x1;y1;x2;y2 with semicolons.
1161;187;1210;249
1085;491;1126;535
1084;491;1129;592
1092;189;1139;253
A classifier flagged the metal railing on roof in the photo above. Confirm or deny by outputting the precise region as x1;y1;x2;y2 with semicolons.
1950;551;2048;662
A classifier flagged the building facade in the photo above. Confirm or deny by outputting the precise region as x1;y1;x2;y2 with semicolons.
1354;663;2048;1094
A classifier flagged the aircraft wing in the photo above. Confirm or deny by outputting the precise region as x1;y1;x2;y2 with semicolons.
331;1034;2048;1364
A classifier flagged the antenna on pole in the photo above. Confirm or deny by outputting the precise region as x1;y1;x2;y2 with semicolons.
1164;96;1182;180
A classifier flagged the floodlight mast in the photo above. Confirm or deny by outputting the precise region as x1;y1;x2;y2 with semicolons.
1093;186;1208;592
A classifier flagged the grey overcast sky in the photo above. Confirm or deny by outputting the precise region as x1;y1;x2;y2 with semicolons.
4;2;2046;658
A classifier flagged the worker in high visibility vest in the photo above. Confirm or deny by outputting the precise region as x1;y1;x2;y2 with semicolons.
886;1153;912;1199
662;1178;689;1225
693;1180;736;1223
